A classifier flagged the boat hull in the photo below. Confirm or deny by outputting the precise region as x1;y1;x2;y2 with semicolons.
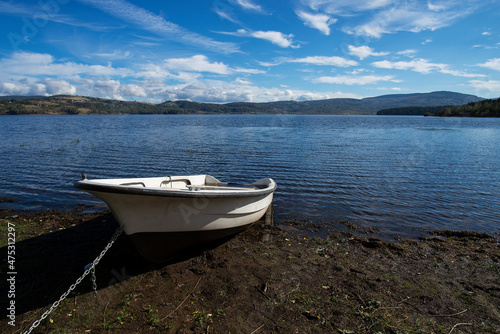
75;175;276;262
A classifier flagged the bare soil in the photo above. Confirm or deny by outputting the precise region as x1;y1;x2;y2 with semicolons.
1;208;499;333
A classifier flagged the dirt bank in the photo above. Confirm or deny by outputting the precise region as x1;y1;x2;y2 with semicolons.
1;208;499;333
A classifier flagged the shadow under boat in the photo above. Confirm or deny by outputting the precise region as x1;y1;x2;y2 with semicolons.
0;210;257;318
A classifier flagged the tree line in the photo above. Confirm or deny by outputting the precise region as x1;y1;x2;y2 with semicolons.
429;98;500;117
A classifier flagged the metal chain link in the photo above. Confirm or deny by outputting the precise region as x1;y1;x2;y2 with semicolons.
91;266;98;297
23;227;123;334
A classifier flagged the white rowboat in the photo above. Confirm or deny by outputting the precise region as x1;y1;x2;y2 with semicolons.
75;174;276;262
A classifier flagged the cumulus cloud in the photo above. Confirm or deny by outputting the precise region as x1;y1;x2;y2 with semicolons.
125;80;359;102
0;50;360;102
120;84;147;97
348;45;388;60
0;73;360;103
0;78;76;96
40;78;77;95
0;52;262;86
92;78;121;96
296;10;337;35
0;81;32;95
312;75;395;85
0;51;133;77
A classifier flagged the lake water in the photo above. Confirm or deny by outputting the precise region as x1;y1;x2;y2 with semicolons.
1;114;499;239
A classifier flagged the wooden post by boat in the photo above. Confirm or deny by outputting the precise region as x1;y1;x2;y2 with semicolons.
264;201;274;226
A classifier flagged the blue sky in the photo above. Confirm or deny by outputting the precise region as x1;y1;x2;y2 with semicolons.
0;0;499;103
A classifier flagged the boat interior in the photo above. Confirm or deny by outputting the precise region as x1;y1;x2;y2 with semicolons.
117;175;264;191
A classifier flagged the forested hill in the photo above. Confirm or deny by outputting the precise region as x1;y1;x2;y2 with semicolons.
377;106;448;116
0;91;483;115
430;98;500;117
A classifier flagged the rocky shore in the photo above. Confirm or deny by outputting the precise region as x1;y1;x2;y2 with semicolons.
1;208;499;333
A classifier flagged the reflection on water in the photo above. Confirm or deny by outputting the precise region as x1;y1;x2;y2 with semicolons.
1;114;499;238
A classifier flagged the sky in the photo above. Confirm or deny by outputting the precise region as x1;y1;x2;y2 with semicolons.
0;0;499;103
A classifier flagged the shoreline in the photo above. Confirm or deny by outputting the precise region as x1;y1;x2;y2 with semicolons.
1;208;499;333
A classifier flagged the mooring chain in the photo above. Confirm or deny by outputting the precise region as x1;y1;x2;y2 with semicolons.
91;266;98;297
23;227;123;334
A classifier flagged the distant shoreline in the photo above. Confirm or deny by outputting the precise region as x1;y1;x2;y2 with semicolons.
0;91;486;116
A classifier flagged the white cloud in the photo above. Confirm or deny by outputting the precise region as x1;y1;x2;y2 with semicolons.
233;67;265;74
135;64;174;80
93;78;120;96
372;59;442;73
41;78;77;95
163;55;232;75
233;0;265;13
0;74;362;102
348;45;388;60
120;84;147;97
139;55;264;78
79;0;240;53
345;6;447;38
468;80;500;94
440;69;486;78
296;10;337;35
303;0;392;14
336;1;479;38
312;75;395;85
90;50;132;60
1;82;27;95
427;2;447;11
0;50;358;102
213;7;241;24
0;52;133;77
251;30;299;48
287;56;358;67
473;44;500;50
397;49;418;57
135;79;359;102
0;52;263;86
372;58;485;77
219;29;300;48
477;58;500;71
235;78;253;85
0;78;76;96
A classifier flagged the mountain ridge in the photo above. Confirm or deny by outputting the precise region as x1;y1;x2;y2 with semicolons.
0;91;485;115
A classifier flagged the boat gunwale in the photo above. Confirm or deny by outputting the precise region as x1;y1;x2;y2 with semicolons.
74;178;276;199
